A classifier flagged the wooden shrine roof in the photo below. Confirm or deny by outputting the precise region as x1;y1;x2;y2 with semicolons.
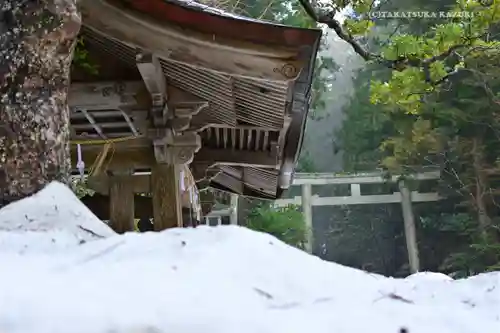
69;0;322;200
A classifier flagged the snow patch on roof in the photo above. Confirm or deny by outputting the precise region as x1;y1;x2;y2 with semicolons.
169;0;276;24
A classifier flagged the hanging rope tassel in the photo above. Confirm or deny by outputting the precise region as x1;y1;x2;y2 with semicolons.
192;189;200;222
76;144;85;180
188;186;194;227
179;169;185;191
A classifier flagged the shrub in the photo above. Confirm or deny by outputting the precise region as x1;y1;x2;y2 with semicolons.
246;203;307;249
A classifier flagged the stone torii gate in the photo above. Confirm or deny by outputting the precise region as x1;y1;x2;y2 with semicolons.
274;171;442;273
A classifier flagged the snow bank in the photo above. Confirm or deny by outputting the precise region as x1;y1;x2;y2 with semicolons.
0;182;499;333
0;182;116;254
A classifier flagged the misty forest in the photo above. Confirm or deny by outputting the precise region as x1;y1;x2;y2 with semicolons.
212;0;500;278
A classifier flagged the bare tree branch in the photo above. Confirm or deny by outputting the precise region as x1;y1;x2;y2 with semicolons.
298;0;376;60
296;0;487;85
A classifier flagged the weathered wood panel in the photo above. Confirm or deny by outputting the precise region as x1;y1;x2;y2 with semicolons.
69;81;148;110
151;164;182;230
109;173;134;233
81;0;306;80
72;147;276;173
80;194;214;219
81;194;152;219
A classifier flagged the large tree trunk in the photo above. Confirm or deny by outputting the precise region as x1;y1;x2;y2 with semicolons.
0;0;81;207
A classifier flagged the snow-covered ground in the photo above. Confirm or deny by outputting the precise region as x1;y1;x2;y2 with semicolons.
0;182;498;333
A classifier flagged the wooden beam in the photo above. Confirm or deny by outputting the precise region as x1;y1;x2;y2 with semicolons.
71;147;275;173
81;194;215;220
73;137;151;151
274;115;291;166
136;54;166;98
78;109;106;139
151;164;182;230
69;81;148;110
70;147;155;171
71;109;149;137
119;109;140;136
194;148;276;166
71;109;123;119
136;53;168;126
69;82;206;111
72;122;138;130
88;173;195;208
80;0;305;81
81;194;152;219
88;174;151;194
148;130;201;164
109;172;134;233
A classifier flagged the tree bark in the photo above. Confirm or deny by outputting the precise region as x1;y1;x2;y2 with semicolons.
0;0;81;206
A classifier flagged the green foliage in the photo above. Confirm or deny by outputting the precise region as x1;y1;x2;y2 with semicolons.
337;64;392;171
296;151;317;172
442;240;500;276
421;213;500;277
70;177;95;199
72;37;99;75
246;204;308;249
320;204;406;274
335;0;500;182
330;0;500;275
315;0;499;171
420;212;474;233
360;0;499;169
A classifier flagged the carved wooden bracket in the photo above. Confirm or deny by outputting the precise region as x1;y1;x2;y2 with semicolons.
275;115;292;167
137;51;209;165
171;117;190;132
174;102;209;118
148;128;201;164
136;51;169;127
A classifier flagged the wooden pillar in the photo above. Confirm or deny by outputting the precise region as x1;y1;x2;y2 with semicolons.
301;183;313;253
230;194;238;225
398;179;420;273
151;163;182;230
109;171;134;233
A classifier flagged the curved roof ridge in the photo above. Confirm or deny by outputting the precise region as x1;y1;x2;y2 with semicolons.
168;0;270;23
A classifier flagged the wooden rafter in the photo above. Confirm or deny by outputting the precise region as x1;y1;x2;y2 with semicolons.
136;52;169;127
79;109;106;139
119;108;139;136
